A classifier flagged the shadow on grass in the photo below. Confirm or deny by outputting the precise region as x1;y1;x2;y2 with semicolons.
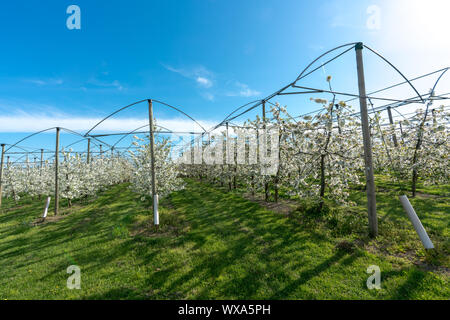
1;179;447;299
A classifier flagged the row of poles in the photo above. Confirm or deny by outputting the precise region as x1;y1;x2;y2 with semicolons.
257;43;378;236
187;41;417;237
1;42;442;236
0;100;160;229
0;132;132;213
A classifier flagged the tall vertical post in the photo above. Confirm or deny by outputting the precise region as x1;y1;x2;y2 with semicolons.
55;127;60;215
387;107;398;147
262;100;269;202
148;99;159;226
40;149;44;169
0;144;5;207
99;144;103;158
399;121;405;144
38;149;44;200
226;122;232;191
355;43;378;237
87;138;91;164
262;100;266;125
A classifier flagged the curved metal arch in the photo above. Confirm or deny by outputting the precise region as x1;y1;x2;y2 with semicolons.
3;143;48;154
344;67;450;104
225;81;300;126
84;98;207;137
184;43;370;138
5;127;58;153
362;44;425;103
60;127;112;149
110;123;186;149
296;46;356;82
5;127;108;164
63;137;101;150
295;42;359;82
110;124;149;148
179;44;358;144
193;99;265;145
84;99;148;136
218;99;263;124
152;100;207;132
426;67;449;105
133;132;188;163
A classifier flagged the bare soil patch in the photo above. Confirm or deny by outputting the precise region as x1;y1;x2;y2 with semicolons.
243;192;298;216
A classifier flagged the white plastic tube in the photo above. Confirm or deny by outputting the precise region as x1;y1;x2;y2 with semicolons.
43;196;51;219
153;194;159;226
399;195;434;249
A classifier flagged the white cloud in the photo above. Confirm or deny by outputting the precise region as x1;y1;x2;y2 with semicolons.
162;64;184;75
163;64;214;88
226;82;261;97
162;64;262;100
238;85;261;97
201;92;215;101
196;76;212;88
0;114;217;134
86;78;124;91
24;78;64;86
162;64;215;100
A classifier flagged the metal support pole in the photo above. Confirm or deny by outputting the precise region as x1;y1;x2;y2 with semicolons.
40;149;44;170
99;144;103;158
38;149;44;200
87;138;91;164
148;99;159;226
55;127;60;215
262;100;266;125
262;101;269;202
226;122;232;191
387;106;398;147
355;42;378;237
399;121;405;144
0;144;5;207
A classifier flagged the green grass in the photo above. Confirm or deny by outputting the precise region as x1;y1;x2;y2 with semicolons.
0;180;448;299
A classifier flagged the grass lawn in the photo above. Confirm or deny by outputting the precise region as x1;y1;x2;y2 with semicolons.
0;179;448;299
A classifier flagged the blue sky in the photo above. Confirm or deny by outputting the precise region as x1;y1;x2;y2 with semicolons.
0;0;449;158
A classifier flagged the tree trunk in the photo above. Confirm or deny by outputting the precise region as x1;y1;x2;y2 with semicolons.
318;154;326;212
411;105;431;197
274;176;279;203
264;182;269;202
251;175;255;196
